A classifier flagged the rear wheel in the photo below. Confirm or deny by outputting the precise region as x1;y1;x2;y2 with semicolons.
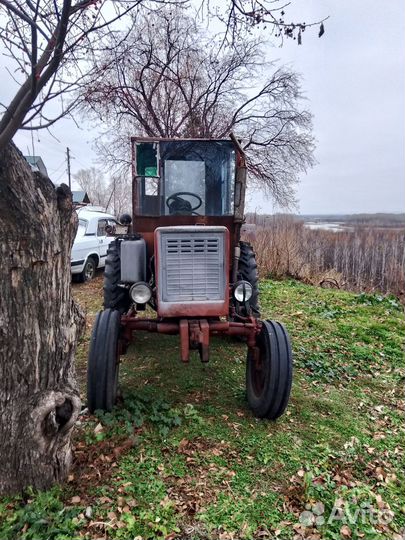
246;320;293;419
76;256;97;283
104;240;130;313
238;241;260;317
87;309;121;413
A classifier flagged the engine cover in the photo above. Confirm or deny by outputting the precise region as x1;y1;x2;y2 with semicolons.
155;226;229;317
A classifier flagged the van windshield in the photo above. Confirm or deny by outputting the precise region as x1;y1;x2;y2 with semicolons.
134;140;235;217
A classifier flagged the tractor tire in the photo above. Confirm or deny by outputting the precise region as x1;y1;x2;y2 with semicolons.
87;309;121;413
104;240;130;313
238;241;260;317
246;320;293;420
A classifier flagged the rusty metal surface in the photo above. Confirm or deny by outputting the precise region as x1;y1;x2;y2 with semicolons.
229;133;246;166
188;319;210;361
121;318;179;334
135;215;236;231
155;301;230;318
199;319;210;363
179;319;189;363
120;314;262;363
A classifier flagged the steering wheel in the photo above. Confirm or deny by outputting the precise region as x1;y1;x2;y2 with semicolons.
166;191;203;214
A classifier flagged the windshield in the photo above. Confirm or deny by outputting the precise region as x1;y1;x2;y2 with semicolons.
134;140;235;216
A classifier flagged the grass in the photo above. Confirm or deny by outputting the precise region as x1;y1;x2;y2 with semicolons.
0;277;404;540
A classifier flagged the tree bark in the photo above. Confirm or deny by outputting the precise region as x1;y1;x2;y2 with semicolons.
0;142;84;495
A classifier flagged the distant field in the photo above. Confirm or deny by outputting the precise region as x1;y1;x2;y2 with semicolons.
246;212;405;230
300;213;404;229
243;215;405;297
303;221;352;232
302;214;405;233
1;277;403;539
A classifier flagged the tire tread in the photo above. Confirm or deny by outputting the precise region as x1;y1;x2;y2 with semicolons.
238;241;260;317
104;240;130;313
87;308;121;412
246;319;293;420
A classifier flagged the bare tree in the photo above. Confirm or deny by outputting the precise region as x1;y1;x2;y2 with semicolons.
107;173;132;216
211;0;328;45
0;0;324;495
0;1;152;150
74;167;131;214
0;0;150;496
0;143;83;495
81;9;315;206
0;0;325;151
74;166;107;206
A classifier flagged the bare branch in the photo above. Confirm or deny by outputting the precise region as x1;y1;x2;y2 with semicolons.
80;7;315;206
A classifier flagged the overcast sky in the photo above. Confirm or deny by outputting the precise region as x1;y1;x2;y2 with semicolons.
6;0;405;215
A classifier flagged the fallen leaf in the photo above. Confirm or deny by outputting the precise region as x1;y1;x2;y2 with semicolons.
113;437;136;457
94;422;103;434
340;525;352;537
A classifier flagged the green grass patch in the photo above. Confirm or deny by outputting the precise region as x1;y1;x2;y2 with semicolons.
1;278;403;539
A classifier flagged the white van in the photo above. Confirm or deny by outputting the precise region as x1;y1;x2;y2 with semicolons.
71;207;118;282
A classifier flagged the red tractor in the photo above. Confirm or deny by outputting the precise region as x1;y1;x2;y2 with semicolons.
87;136;292;419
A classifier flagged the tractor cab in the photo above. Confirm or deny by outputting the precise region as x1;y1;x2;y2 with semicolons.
87;136;293;422
130;137;246;276
134;139;235;218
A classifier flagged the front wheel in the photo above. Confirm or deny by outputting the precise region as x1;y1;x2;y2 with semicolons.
246;320;293;420
87;309;121;413
77;257;97;283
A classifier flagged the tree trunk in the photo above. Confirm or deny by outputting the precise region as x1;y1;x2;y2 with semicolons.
0;142;84;495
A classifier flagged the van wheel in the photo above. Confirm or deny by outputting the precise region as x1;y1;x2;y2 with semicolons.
246;320;293;419
77;257;97;282
87;309;121;413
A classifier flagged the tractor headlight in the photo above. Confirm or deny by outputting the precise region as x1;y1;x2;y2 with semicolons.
233;280;253;303
129;282;152;304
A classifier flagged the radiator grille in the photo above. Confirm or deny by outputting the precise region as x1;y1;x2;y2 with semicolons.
160;231;225;302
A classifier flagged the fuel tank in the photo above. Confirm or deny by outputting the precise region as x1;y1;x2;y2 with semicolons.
120;238;147;283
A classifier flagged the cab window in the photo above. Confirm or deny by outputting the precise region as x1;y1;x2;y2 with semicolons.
134;140;235;217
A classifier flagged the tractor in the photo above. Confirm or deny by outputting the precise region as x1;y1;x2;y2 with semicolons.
87;135;292;419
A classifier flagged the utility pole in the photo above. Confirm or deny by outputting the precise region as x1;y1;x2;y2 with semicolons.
66;147;71;189
113;177;116;215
